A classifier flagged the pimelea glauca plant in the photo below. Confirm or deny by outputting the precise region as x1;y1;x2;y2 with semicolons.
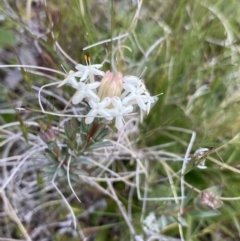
2;0;240;240
38;55;158;223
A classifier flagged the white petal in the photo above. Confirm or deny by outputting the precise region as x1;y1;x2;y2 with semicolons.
105;116;114;121
74;71;83;78
122;94;135;105
98;109;113;119
88;82;101;89
141;95;152;114
108;108;119;117
197;162;207;169
88;99;99;108
123;76;141;85
85;109;98;124
72;91;85;104
75;64;86;71
58;71;78;88
111;97;122;108
86;90;100;101
91;68;104;76
75;64;103;70
146;100;151;114
136;95;147;111
115;117;124;130
90;64;103;69
69;76;79;89
152;96;158;103
123;83;136;92
76;82;85;90
123;105;133;114
133;82;146;93
57;78;68;87
101;97;112;108
85;116;94;124
120;90;129;99
80;71;89;81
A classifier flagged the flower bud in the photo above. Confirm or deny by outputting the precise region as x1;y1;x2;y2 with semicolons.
194;186;223;210
64;119;78;141
39;123;55;143
98;71;123;100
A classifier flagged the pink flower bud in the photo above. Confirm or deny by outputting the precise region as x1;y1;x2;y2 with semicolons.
39;124;55;143
98;71;123;100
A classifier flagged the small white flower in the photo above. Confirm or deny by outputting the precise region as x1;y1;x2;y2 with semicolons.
122;82;147;111
75;63;104;82
194;148;209;159
85;97;113;124
141;92;158;114
72;82;101;105
110;97;133;130
197;159;207;169
142;212;160;233
57;70;82;88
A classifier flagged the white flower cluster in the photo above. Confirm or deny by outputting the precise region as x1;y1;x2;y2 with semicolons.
58;57;158;130
142;212;160;233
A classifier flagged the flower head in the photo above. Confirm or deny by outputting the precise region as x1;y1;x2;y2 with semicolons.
200;191;223;210
56;58;159;130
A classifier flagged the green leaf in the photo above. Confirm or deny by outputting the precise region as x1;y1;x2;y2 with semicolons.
92;124;111;142
183;189;194;206
57;168;65;177
20;68;32;89
42;165;58;173
158;215;168;229
178;216;188;227
45;149;59;164
0;29;17;48
72;169;89;176
69;173;80;182
189;210;221;218
77;140;87;151
64;119;78;141
87;141;112;151
16;111;28;144
74;156;92;165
